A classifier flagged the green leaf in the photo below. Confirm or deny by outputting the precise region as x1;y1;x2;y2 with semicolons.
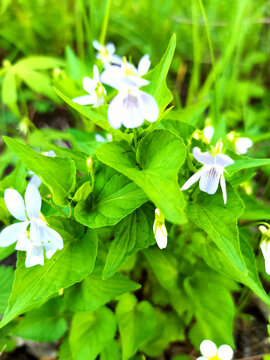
15;56;65;70
187;185;246;273
240;193;270;220
143;248;178;290
54;88;132;142
96;129;186;224
3;137;76;206
0;267;14;314
0;227;98;328
103;204;155;279
116;293;156;360
10;298;67;342
75;166;148;228
227;156;270;174
58;336;73;360
2;71;17;105
72;181;93;202
69;307;117;360
65;266;140;312
185;271;235;347
100;340;120;360
144;34;176;110
0;245;15;262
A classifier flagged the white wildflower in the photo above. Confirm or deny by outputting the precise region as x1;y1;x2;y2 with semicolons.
153;208;167;249
0;183;63;267
235;137;253;155
181;147;234;204
197;340;233;360
93;40;122;67
73;65;106;107
259;225;270;275
100;56;159;129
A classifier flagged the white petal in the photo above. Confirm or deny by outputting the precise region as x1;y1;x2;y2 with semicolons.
138;54;151;76
199;167;220;194
235;138;253;155
93;65;100;84
193;147;214;165
155;225;167;249
25;244;44;268
107;93;125;129
45;150;56;157
95;134;106;142
0;222;28;247
93;40;103;51
123;75;149;88
42;226;63;250
121;96;144;129
73;95;96;106
83;76;96;93
138;91;159;123
203;126;214;141
200;340;217;358
29;175;42;188
4;189;27;221
110;54;123;65
44;242;58;259
29;221;63;250
217;345;233;360
214;154;234;168
181;169;204;191
220;174;227;204
100;66;125;90
197;357;207;360
260;240;270;275
16;232;31;251
25;183;42;220
106;42;115;55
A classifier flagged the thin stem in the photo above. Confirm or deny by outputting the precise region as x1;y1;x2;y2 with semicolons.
133;128;138;150
99;0;112;45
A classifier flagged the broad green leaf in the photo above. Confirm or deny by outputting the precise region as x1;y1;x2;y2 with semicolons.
75;166;148;228
96;129;187;224
10;298;67;342
3;137;76;206
116;293;156;360
0;267;14;314
72;181;93;202
2;71;17;105
141;310;184;357
15;56;65;70
103;204;155;279
66;266;140;312
201;232;270;306
0;244;15;262
58;336;73;360
69;307;117;360
227;156;270;174
144;34;176;109
143;248;178;291
185;271;235;347
0;227;98;328
54;88;132;142
187;186;246;273
100;340;120;360
240;193;270;220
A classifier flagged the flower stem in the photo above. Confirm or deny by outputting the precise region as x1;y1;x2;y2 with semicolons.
133;128;138;150
99;0;112;45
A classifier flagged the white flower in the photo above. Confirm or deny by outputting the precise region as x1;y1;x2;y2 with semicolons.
93;40;122;67
198;340;233;360
235;137;253;155
95;133;112;143
153;208;167;249
73;65;106;107
181;147;234;204
259;225;270;275
203;126;214;142
0;183;63;267
29;150;56;188
100;56;159;129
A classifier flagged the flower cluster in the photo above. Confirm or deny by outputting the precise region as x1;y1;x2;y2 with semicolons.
197;340;233;360
73;40;159;130
0;178;63;268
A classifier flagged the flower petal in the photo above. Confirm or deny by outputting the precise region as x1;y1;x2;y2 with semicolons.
121;97;144;129
260;240;270;275
138;54;151;76
25;244;44;268
110;54;123;65
200;340;217;358
106;42;115;55
43;226;64;250
16;233;31;251
25;183;42;220
181;169;204;191
217;345;233;360
199;167;220;194
93;65;100;84
220;174;227;204
193;147;214;165
93;40;103;51
138;91;159;123
73;95;96;106
214;154;234;167
83;76;96;93
0;222;28;247
107;93;125;129
154;224;167;249
4;189;27;221
29;174;42;188
203;126;214;141
100;66;125;90
235;137;253;155
44;242;57;259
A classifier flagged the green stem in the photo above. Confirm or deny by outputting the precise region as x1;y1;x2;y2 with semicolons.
42;197;69;218
99;0;112;45
133;128;138;150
